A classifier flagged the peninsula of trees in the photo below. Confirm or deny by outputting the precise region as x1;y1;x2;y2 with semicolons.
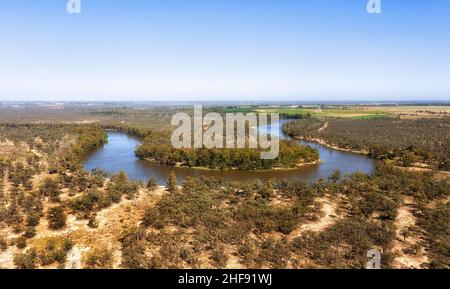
136;137;319;170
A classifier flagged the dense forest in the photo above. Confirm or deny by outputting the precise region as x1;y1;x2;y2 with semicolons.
283;118;450;171
136;136;319;170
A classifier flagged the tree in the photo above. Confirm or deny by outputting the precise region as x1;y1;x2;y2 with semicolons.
0;234;7;251
329;169;341;184
120;227;148;269
401;152;417;167
108;171;138;199
48;206;67;230
400;226;416;243
26;211;42;227
83;245;114;269
16;236;27;249
147;176;158;192
13;249;37;269
39;178;61;202
400;227;410;242
166;171;178;194
24;226;36;239
142;207;160;227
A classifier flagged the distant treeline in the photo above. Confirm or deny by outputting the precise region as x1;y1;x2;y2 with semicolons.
61;125;108;170
283;118;450;171
0;123;107;169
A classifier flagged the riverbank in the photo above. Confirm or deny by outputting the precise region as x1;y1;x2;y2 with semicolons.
294;136;369;155
293;135;450;180
140;157;321;172
85;131;375;184
398;166;450;182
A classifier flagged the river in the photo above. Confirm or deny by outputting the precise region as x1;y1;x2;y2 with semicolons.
84;120;374;184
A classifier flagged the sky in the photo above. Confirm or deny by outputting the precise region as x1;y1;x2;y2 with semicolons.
0;0;449;102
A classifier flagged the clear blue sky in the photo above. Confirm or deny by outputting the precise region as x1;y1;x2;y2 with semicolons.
0;0;449;101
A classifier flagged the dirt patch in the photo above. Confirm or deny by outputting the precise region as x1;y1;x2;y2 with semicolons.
288;196;341;240
68;187;165;268
65;245;90;269
391;203;429;269
398;167;450;182
294;136;369;155
318;122;328;132
0;249;15;269
224;245;245;269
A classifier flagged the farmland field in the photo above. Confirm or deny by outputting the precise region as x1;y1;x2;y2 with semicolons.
219;105;449;120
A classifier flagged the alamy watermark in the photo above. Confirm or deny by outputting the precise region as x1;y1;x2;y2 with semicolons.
366;249;381;269
66;0;81;14
67;1;380;15
171;106;280;160
367;0;382;14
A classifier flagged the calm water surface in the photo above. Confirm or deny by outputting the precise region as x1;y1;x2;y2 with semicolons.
84;120;374;184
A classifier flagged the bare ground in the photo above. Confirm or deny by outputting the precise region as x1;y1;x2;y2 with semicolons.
288;195;342;241
391;198;429;269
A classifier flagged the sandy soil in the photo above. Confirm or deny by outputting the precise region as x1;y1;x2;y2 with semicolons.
4;186;167;269
66;187;166;268
294;136;369;155
288;196;341;240
224;245;246;269
0;249;15;269
65;245;90;269
0;227;21;269
398;166;450;182
391;199;429;269
318;122;328;132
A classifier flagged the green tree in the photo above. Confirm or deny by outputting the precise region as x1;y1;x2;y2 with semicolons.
400;227;410;243
47;206;67;230
401;152;416;167
39;178;61;202
329;169;341;184
166;171;178;194
13;249;37;269
84;245;114;269
147;176;158;192
16;236;27;249
0;234;7;251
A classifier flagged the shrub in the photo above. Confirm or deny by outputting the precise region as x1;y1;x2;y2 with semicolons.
24;226;37;239
26;211;41;227
16;236;27;249
120;227;148;269
34;237;73;266
47;206;67;230
211;244;228;268
87;215;98;228
142;207;160;228
0;234;8;251
83;245;114;269
147;176;158;191
167;171;178;194
39;178;61;202
13;249;37;269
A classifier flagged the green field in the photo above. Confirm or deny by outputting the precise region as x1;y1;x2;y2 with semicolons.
220;106;393;119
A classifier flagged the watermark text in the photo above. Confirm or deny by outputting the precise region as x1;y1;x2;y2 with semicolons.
171;106;280;160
